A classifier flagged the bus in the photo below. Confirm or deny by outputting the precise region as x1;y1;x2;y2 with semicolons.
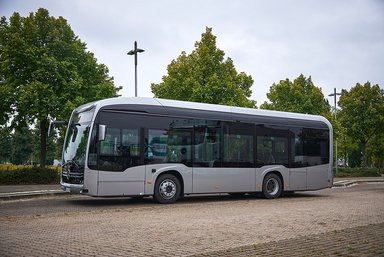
55;97;333;203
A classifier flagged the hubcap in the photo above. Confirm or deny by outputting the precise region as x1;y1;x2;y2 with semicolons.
159;179;177;199
266;178;279;195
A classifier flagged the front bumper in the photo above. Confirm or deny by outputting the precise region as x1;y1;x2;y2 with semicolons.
60;182;85;194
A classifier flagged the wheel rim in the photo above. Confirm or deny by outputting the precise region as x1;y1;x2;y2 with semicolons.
159;179;177;200
266;177;279;196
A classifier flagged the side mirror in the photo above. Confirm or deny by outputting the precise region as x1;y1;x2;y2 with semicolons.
48;121;67;137
98;125;106;141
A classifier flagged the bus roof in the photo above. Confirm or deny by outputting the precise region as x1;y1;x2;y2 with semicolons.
77;97;332;129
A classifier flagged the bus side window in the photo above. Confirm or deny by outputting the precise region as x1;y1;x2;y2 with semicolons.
97;128;140;171
274;137;288;165
194;126;221;167
223;123;254;168
147;129;168;164
293;128;329;167
257;136;275;165
100;128;120;156
167;129;192;165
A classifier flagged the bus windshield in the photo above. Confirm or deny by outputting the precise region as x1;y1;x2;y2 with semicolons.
63;109;94;168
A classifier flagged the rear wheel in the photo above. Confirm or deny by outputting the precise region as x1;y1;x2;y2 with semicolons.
262;173;282;199
154;174;181;204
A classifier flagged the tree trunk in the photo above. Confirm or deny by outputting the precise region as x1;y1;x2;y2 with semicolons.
40;119;48;168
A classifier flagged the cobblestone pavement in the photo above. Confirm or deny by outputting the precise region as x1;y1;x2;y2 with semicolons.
0;183;383;256
190;223;384;257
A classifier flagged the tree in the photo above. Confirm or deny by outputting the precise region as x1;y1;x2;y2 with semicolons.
338;82;384;167
367;132;384;168
260;74;331;116
11;127;34;165
151;27;255;108
0;128;12;164
0;8;120;167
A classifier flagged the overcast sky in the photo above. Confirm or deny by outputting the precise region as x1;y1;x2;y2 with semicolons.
1;0;383;106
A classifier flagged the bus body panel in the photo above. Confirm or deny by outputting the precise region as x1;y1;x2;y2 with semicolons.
97;166;146;196
307;164;331;190
192;167;255;193
98;181;144;196
289;167;307;190
83;168;98;195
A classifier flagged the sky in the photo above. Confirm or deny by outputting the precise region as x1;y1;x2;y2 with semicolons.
1;0;383;107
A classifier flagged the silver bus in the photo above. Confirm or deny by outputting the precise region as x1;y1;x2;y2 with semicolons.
57;97;333;203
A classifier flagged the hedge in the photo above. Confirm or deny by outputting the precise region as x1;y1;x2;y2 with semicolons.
0;166;60;185
334;167;383;178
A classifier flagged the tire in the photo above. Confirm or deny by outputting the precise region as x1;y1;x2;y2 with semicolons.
154;174;181;204
262;173;282;199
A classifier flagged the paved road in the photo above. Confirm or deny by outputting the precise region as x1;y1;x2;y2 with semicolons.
0;183;383;256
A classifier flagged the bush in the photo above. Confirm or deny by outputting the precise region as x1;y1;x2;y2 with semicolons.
0;165;60;185
335;167;383;178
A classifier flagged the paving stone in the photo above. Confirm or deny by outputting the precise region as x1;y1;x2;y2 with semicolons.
0;184;383;256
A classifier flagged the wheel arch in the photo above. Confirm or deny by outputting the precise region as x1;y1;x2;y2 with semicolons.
264;170;284;192
156;170;185;197
257;166;288;192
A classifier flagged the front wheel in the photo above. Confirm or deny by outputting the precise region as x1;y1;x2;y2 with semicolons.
154;174;181;204
262;173;282;199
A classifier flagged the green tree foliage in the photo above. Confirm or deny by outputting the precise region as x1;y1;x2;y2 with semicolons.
338;82;384;167
367;132;384;168
0;126;57;165
151;27;255;108
0;8;120;166
260;74;331;116
0;128;12;164
10;127;33;165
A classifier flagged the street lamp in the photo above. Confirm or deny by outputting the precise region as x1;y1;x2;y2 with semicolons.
328;88;342;174
127;41;145;97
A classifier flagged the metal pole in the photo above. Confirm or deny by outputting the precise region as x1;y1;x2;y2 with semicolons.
333;88;337;174
127;41;144;97
134;41;138;97
328;88;342;174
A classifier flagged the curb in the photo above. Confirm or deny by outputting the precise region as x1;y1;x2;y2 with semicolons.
0;190;68;201
332;179;384;188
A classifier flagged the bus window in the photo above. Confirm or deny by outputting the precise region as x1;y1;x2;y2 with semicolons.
257;136;275;165
146;129;168;164
223;123;254;167
167;129;192;165
293;128;329;166
97;127;140;171
194;126;221;167
256;125;289;166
